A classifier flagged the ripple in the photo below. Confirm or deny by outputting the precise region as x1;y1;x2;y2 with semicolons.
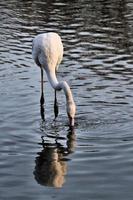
0;0;133;199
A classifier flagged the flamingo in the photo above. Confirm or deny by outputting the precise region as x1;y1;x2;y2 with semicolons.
32;32;76;127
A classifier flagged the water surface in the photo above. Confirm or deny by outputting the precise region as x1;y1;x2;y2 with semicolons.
0;0;133;199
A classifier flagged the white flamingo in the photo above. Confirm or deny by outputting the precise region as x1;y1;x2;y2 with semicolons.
32;32;76;127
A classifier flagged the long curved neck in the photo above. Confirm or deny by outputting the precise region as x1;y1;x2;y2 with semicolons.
46;69;75;103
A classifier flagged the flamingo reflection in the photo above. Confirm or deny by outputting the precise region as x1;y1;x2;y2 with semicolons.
34;130;76;188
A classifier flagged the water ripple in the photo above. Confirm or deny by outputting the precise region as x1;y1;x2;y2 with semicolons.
0;0;133;199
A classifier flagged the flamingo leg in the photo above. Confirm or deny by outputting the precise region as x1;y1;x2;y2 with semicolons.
54;90;59;120
40;68;45;121
40;103;45;121
40;68;44;105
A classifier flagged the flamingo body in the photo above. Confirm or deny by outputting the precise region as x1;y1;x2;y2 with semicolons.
32;32;63;72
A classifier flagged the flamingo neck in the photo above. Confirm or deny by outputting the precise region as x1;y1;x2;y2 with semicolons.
46;70;75;103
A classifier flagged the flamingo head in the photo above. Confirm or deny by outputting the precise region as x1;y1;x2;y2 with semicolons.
66;101;76;128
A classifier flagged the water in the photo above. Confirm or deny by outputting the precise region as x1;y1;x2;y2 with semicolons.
0;0;133;199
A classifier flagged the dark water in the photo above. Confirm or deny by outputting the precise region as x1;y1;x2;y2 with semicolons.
0;0;133;199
